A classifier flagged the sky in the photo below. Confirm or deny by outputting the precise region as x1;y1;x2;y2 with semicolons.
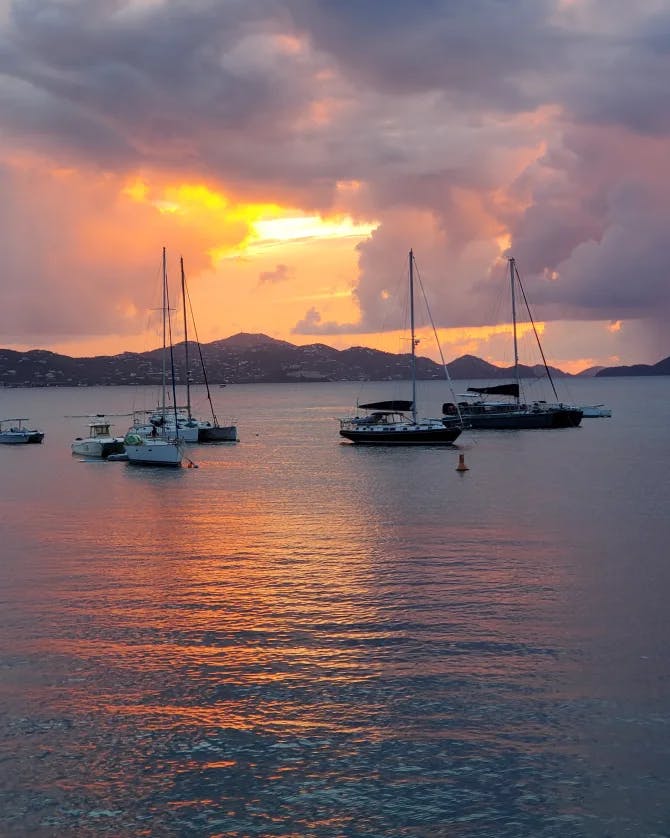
1;0;669;373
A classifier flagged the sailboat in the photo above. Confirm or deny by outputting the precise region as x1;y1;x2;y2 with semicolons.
339;250;463;445
179;257;238;442
124;249;185;466
442;257;583;429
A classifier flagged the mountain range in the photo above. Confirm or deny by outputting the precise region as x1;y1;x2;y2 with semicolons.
0;332;667;387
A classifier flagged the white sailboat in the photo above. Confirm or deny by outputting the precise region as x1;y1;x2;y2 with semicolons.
124;248;184;467
339;250;463;445
179;257;238;442
123;428;184;466
131;256;237;444
443;257;583;429
130;407;199;443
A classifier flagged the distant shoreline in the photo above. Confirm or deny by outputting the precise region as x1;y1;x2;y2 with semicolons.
1;333;668;387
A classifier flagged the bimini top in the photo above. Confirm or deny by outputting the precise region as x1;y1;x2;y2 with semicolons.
359;400;414;412
466;384;519;397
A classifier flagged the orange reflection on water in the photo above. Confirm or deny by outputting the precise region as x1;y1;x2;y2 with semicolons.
8;436;582;766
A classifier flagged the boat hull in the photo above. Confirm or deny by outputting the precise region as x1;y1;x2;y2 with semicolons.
457;408;582;429
0;432;31;444
0;430;43;444
580;405;612;418
173;424;199;442
340;426;461;445
123;435;183;467
72;438;125;458
198;424;238;442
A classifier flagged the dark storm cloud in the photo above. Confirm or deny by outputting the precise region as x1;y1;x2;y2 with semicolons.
553;5;670;135
502;118;670;331
1;0;319;176
2;1;667;178
0;0;573;184
285;0;566;109
1;0;670;349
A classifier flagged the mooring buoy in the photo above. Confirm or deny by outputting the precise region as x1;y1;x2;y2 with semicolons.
456;453;469;472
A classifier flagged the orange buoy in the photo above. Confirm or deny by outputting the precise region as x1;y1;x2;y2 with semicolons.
456;453;469;472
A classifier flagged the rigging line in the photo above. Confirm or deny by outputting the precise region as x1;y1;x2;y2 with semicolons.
165;264;181;433
183;270;220;427
512;261;560;402
180;257;191;420
413;259;464;425
351;258;408;411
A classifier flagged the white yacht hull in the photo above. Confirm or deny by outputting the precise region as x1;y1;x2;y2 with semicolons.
0;424;44;444
173;423;199;442
71;437;125;458
124;435;183;467
0;431;33;444
580;405;612;418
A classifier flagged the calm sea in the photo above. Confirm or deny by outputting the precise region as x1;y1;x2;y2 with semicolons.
1;377;669;837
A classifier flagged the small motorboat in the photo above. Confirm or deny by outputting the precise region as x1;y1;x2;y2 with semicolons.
0;418;44;444
579;404;613;418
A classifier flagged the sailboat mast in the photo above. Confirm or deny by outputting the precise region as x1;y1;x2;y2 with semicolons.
161;246;167;418
164;264;181;436
180;257;192;420
514;262;561;402
409;249;417;423
510;257;521;406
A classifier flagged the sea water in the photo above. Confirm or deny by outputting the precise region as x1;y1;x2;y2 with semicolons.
1;378;669;836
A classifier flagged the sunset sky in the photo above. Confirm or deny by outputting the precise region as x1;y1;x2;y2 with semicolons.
1;0;669;372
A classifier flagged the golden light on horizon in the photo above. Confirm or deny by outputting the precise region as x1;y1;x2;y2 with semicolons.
558;358;597;374
121;177;378;263
251;215;377;245
123;179;150;202
323;321;543;365
123;177;280;225
291;289;353;303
